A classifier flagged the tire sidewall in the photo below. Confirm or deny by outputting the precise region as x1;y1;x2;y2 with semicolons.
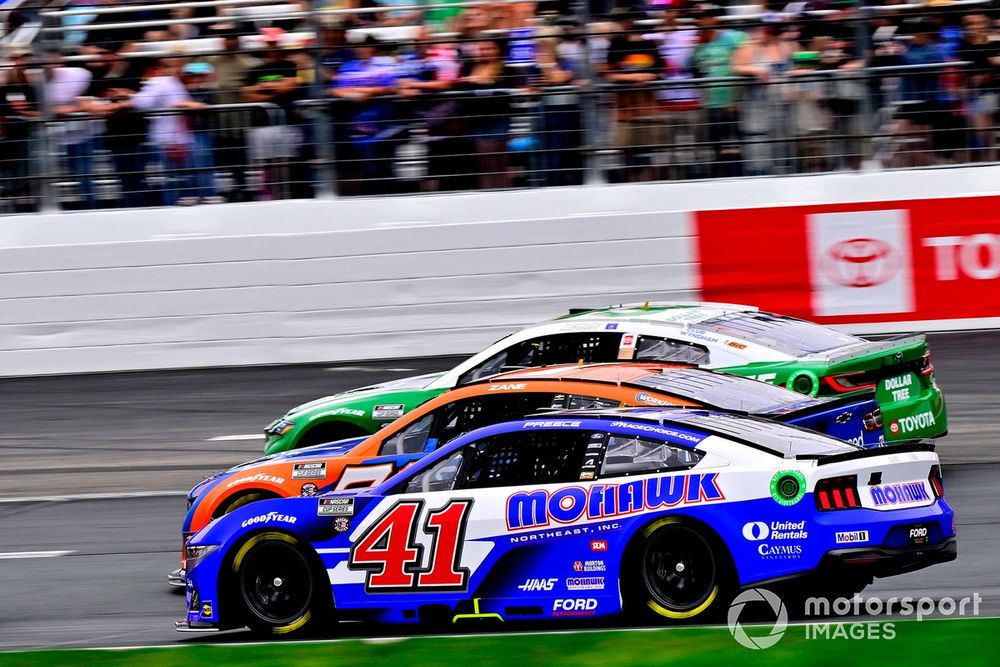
232;531;318;636
623;517;732;623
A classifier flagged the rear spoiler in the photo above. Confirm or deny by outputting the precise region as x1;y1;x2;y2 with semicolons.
768;390;877;420
799;439;937;465
820;334;926;365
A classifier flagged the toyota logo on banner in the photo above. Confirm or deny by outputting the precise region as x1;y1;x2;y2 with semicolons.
807;210;915;317
821;237;899;288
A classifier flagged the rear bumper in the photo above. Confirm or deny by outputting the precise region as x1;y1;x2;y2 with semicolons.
818;537;957;579
883;386;947;442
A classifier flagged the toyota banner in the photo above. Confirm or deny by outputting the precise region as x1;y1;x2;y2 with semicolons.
696;196;1000;327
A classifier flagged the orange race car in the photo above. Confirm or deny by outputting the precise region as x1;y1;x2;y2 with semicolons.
171;362;882;585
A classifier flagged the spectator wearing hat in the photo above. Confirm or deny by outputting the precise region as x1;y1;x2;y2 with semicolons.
330;36;402;195
602;10;666;183
0;48;40;212
243;28;301;111
688;3;746;177
395;26;465;192
182;61;224;204
317;16;354;85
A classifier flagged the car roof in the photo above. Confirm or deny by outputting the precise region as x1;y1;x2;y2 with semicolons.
553;302;758;327
473;363;827;415
535;406;860;457
379;408;858;492
482;362;688;383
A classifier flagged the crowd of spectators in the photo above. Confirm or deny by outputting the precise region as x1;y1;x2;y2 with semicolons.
2;0;1000;211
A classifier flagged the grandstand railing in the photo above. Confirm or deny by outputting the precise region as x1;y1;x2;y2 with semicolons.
3;1;1000;211
3;63;996;210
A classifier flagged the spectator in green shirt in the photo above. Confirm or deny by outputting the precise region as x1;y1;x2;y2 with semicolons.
688;4;746;176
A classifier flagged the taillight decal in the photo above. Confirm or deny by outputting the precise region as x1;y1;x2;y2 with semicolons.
814;475;862;511
929;465;944;498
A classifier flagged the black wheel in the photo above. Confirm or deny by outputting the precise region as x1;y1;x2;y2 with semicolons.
232;532;326;635
295;422;370;449
627;518;729;622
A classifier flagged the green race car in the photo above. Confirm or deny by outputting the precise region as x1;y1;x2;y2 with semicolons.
263;303;946;453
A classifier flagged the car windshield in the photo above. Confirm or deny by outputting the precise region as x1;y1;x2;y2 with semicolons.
693;312;860;356
633;369;819;414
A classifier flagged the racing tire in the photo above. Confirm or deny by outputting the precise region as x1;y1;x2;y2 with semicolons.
624;518;732;623
231;531;330;636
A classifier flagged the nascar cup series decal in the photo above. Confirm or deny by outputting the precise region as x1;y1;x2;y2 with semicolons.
292;462;327;479
770;470;806;506
372;404;405;420
318;497;355;516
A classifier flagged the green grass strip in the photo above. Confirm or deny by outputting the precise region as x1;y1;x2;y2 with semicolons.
3;617;998;667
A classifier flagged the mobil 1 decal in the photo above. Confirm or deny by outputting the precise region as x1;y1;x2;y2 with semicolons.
348;499;473;592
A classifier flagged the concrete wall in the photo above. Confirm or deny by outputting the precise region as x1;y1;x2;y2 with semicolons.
3;166;998;377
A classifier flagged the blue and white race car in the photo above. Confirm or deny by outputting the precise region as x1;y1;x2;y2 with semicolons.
179;408;956;635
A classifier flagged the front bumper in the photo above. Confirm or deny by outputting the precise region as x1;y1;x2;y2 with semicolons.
175;620;221;633
818;537;957;578
168;568;186;588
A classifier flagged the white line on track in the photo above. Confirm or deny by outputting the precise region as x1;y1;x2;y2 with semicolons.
324;366;417;373
0;490;187;504
0;550;74;560
13;613;1000;654
206;434;265;442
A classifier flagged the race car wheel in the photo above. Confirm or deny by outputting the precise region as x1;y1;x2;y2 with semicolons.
628;519;727;621
233;532;325;635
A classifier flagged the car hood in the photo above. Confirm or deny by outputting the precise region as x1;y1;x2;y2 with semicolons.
187;436;368;500
285;371;447;417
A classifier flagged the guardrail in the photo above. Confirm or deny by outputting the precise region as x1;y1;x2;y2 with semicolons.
1;103;285;213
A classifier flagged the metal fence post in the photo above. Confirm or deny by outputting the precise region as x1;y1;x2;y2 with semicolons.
307;4;336;198
573;0;606;185
30;17;60;213
855;2;879;170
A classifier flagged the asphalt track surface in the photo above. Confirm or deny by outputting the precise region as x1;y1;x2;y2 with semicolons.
0;331;997;650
